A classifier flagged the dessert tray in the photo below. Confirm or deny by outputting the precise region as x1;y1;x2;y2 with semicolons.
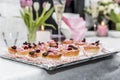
0;40;119;70
0;48;119;70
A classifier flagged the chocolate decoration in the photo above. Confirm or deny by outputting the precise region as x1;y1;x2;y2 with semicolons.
42;52;48;57
29;51;35;55
68;45;78;50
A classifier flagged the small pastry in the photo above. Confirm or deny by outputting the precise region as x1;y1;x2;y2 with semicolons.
62;45;80;57
28;49;41;58
8;46;17;54
42;50;61;60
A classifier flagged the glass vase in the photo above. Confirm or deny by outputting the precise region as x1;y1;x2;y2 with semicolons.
116;23;120;31
28;30;37;43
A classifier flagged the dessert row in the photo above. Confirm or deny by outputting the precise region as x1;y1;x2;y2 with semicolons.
8;39;101;60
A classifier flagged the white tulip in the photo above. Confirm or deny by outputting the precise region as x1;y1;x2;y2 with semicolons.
114;7;120;14
100;0;112;3
33;2;40;12
43;2;51;11
99;6;105;11
109;4;115;10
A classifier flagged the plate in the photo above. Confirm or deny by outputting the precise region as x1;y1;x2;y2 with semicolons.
0;49;119;70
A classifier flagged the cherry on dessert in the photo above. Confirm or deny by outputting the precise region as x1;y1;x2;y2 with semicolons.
82;38;86;42
42;52;48;57
23;41;28;45
29;51;35;55
36;49;40;53
91;43;95;45
11;46;17;49
28;45;32;48
33;43;37;46
95;40;100;45
67;47;72;50
24;46;28;49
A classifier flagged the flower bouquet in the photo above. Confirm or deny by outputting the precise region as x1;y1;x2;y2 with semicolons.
98;0;120;30
20;0;55;43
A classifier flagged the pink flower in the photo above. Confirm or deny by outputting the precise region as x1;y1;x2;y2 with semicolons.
26;0;33;7
114;0;120;3
42;2;51;11
20;0;33;8
20;0;26;8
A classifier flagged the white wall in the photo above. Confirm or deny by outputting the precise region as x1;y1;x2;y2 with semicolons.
0;0;28;45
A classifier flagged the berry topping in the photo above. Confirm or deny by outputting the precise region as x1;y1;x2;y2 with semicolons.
36;49;40;53
23;41;28;45
24;46;28;49
48;50;53;53
95;40;100;46
82;38;86;42
33;43;37;46
42;52;48;57
28;45;32;48
70;38;73;40
28;43;31;46
38;42;41;45
29;51;35;55
67;47;72;50
11;46;17;49
55;46;58;48
68;45;78;50
91;43;95;45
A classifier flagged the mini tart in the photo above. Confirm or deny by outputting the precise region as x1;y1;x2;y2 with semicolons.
84;45;100;54
42;52;62;60
62;49;80;57
8;47;17;54
17;48;33;55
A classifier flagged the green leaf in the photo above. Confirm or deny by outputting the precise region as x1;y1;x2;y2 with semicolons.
109;11;120;23
43;23;56;30
36;7;54;28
